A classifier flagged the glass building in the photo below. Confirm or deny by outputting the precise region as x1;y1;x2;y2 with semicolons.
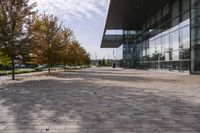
101;0;200;74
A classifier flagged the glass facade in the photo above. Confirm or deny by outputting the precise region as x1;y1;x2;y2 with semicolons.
123;0;192;72
191;0;200;73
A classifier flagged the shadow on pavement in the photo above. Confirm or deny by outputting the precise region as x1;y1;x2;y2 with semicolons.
0;69;200;132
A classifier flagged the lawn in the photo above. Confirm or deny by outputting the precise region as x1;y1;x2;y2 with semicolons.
0;68;35;76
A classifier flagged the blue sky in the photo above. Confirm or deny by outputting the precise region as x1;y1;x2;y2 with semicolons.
30;0;122;59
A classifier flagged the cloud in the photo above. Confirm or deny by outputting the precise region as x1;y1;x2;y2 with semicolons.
30;0;107;22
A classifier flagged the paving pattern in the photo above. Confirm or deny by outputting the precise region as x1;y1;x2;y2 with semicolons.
0;67;200;133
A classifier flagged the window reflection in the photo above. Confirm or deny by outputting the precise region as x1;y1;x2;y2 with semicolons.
172;50;179;61
146;19;190;71
170;30;179;51
122;0;191;72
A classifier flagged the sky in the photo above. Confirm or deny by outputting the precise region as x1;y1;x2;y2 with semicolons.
29;0;122;60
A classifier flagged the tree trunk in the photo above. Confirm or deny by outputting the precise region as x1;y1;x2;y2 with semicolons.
11;58;15;80
47;57;51;75
48;66;51;75
64;63;66;72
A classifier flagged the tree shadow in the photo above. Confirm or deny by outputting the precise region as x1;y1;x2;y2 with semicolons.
0;71;200;132
53;70;180;83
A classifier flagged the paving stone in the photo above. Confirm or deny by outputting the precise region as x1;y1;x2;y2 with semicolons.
0;68;200;132
0;129;25;133
24;130;42;133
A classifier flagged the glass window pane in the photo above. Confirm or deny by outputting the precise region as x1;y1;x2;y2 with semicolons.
170;30;179;51
151;15;156;25
149;40;155;58
182;0;189;12
172;18;179;27
181;0;190;22
156;38;162;53
156;10;162;21
172;0;179;19
180;48;190;59
163;34;170;51
180;26;190;49
195;47;200;60
179;19;190;28
191;0;200;8
163;3;169;16
182;12;190;21
173;50;179;61
165;52;170;61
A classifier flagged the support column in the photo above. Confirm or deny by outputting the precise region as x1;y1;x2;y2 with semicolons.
191;0;200;74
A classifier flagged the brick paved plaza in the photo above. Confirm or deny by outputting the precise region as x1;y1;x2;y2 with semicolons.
0;67;200;133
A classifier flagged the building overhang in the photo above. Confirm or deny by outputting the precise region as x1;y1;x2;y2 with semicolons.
101;34;123;48
101;0;172;48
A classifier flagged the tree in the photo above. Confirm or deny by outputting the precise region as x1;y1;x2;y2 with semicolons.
30;13;90;73
97;60;100;66
102;58;106;66
0;0;36;80
59;27;74;71
78;47;91;65
0;51;11;67
67;40;81;66
107;60;112;66
30;13;63;74
61;39;91;68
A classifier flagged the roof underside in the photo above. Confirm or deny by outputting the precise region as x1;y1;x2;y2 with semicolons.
101;0;172;48
101;35;123;48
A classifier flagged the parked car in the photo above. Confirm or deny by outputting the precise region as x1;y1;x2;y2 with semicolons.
57;64;64;68
35;64;47;71
21;64;26;68
15;64;21;68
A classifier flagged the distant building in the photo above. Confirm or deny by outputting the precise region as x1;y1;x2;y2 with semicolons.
101;0;200;74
